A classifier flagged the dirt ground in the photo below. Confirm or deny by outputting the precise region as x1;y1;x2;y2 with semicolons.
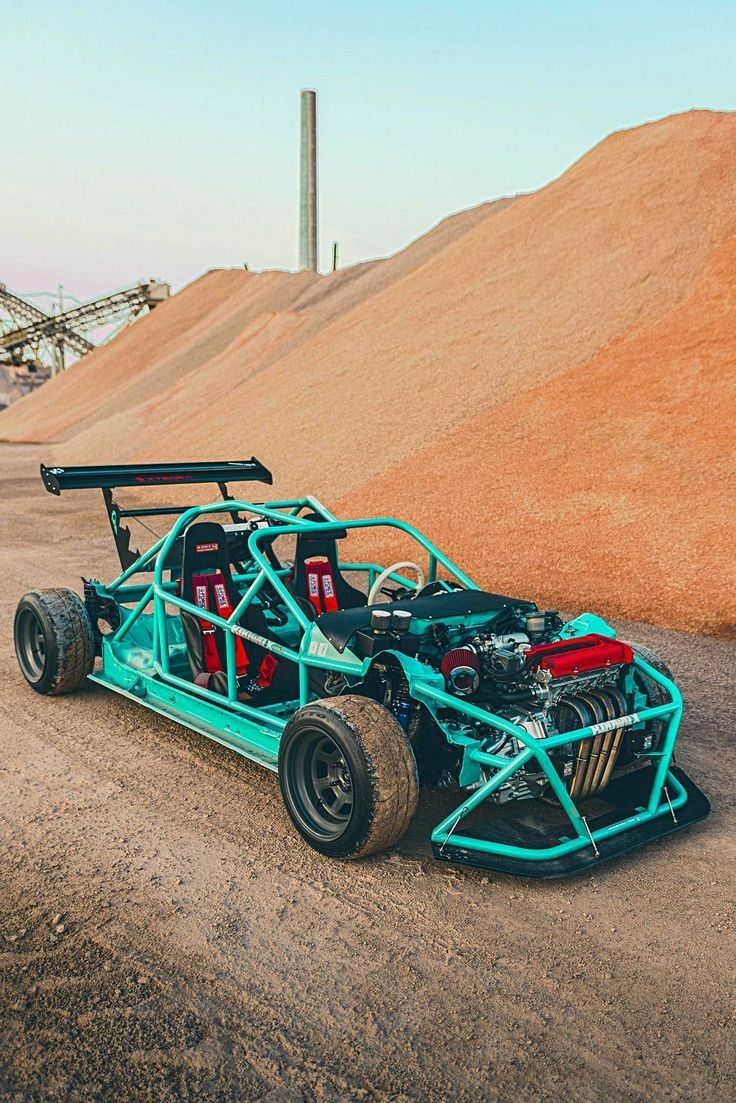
1;443;734;1103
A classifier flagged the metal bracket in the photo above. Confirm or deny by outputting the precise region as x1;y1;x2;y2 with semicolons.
217;481;245;526
102;488;140;571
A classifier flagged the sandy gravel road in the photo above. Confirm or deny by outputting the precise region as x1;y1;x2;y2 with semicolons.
1;444;734;1102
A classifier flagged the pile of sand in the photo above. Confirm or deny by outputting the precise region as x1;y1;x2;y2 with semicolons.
2;110;734;634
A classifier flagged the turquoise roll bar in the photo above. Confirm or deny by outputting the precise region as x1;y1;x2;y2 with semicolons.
102;496;472;732
95;494;695;870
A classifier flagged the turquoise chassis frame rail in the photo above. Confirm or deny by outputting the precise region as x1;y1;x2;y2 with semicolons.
87;495;709;878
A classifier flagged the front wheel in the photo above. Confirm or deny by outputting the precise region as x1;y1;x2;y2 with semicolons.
626;641;675;750
14;588;95;695
278;695;419;859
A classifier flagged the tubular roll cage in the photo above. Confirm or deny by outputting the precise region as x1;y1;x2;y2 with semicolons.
96;494;689;869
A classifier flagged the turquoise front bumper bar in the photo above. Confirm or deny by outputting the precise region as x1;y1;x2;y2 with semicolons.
419;658;708;874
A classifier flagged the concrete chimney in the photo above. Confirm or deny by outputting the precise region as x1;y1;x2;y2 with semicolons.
299;89;318;271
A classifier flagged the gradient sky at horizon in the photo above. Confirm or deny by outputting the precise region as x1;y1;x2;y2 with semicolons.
3;0;736;300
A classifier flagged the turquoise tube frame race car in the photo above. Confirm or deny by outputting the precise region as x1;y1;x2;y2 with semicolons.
13;460;710;877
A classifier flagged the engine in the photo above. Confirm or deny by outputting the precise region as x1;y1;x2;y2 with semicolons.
359;599;668;803
430;611;662;802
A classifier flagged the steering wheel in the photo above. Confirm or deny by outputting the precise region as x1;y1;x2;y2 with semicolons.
415;579;466;598
368;562;426;605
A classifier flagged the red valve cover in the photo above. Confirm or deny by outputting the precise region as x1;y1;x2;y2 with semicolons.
526;634;633;678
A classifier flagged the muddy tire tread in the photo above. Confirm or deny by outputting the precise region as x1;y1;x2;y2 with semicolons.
282;695;419;859
15;588;95;695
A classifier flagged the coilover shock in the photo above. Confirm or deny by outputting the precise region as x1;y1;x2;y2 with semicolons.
392;671;413;731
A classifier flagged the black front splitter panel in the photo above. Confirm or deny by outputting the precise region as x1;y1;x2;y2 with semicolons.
431;766;710;879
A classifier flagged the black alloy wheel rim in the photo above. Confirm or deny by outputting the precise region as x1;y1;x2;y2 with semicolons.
16;608;47;682
288;731;355;841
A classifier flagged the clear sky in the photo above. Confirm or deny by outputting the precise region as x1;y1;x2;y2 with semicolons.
3;0;736;300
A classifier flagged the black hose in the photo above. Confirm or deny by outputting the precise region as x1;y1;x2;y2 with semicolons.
486;688;534;702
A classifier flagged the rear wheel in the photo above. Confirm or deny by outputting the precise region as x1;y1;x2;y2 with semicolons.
14;589;95;695
278;695;419;859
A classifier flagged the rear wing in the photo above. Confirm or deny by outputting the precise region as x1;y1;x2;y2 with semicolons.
40;460;272;495
40;459;273;570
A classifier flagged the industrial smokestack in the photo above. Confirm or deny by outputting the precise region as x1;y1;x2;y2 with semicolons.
299;89;318;272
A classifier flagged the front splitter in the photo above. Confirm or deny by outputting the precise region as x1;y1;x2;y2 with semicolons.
431;766;710;879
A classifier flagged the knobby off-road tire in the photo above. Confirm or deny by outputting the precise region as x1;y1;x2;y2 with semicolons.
278;695;419;859
14;589;95;695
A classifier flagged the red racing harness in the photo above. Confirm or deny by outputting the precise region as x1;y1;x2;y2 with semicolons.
191;571;249;676
190;571;277;691
304;557;340;616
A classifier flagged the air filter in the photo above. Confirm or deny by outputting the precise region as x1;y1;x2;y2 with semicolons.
440;646;480;696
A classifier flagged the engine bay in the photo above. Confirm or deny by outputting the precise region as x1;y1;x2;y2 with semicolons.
350;590;665;804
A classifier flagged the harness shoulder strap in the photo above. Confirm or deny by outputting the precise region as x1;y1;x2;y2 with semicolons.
319;559;340;613
209;572;250;675
304;557;324;616
192;573;222;673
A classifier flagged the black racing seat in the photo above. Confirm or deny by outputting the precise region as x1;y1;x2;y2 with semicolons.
292;516;366;619
180;521;298;701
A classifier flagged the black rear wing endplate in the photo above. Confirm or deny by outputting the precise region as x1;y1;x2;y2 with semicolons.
40;460;273;571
